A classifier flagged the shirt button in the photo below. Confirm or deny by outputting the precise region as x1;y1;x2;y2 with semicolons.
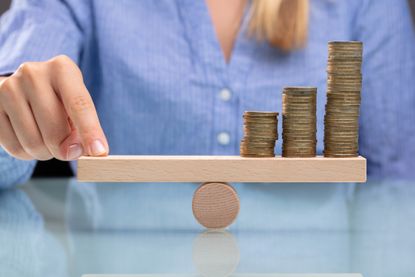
219;88;232;102
217;132;231;145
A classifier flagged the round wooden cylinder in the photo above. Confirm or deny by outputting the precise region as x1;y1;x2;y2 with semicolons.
192;182;240;229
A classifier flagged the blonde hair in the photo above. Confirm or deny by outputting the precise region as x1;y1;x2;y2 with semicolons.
249;0;309;51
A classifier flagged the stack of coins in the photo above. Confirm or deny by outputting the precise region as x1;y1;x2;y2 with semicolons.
240;111;278;157
282;87;317;157
324;41;363;157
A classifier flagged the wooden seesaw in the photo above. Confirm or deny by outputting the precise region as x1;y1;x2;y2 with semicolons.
77;155;367;229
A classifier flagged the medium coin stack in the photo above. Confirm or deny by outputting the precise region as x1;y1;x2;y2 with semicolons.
282;87;317;157
324;41;363;157
240;111;278;157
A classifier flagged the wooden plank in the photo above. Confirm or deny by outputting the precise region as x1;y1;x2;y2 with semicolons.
77;155;366;183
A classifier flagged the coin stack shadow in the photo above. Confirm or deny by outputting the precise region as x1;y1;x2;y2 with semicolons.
324;41;363;157
282;87;317;157
240;111;278;157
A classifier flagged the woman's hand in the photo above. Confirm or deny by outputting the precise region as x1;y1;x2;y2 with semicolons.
0;55;108;161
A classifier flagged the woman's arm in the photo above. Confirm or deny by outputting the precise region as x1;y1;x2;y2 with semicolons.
0;69;36;187
0;147;36;188
0;75;35;189
0;0;105;187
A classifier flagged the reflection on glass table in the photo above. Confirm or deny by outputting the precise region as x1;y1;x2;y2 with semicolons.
0;178;414;277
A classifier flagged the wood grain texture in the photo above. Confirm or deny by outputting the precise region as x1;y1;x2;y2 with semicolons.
192;182;240;229
77;155;366;183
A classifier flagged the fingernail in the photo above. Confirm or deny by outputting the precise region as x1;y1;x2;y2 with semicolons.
90;140;107;156
67;144;83;160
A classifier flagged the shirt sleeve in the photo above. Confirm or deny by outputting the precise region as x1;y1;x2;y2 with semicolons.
0;0;87;74
0;0;88;187
0;147;36;188
354;0;415;179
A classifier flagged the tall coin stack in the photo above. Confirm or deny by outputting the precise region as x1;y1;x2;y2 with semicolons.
240;111;278;157
324;41;363;157
282;87;317;157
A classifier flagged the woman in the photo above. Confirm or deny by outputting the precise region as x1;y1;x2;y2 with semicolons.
0;0;414;187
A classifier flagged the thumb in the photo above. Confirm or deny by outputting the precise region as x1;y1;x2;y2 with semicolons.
60;118;109;160
60;129;83;160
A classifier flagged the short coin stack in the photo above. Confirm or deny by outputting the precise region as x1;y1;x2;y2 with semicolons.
324;41;363;157
240;111;278;157
282;87;317;157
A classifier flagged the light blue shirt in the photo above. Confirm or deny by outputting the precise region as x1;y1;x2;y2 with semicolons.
0;0;415;187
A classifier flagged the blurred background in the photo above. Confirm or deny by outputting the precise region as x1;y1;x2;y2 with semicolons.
0;0;414;178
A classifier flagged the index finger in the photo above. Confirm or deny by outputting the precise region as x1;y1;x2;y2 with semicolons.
49;56;109;156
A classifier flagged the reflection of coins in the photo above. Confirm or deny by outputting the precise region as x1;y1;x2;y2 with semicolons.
324;41;363;157
192;230;240;277
192;182;239;229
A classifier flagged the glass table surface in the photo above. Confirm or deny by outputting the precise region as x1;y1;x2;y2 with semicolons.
1;178;414;277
